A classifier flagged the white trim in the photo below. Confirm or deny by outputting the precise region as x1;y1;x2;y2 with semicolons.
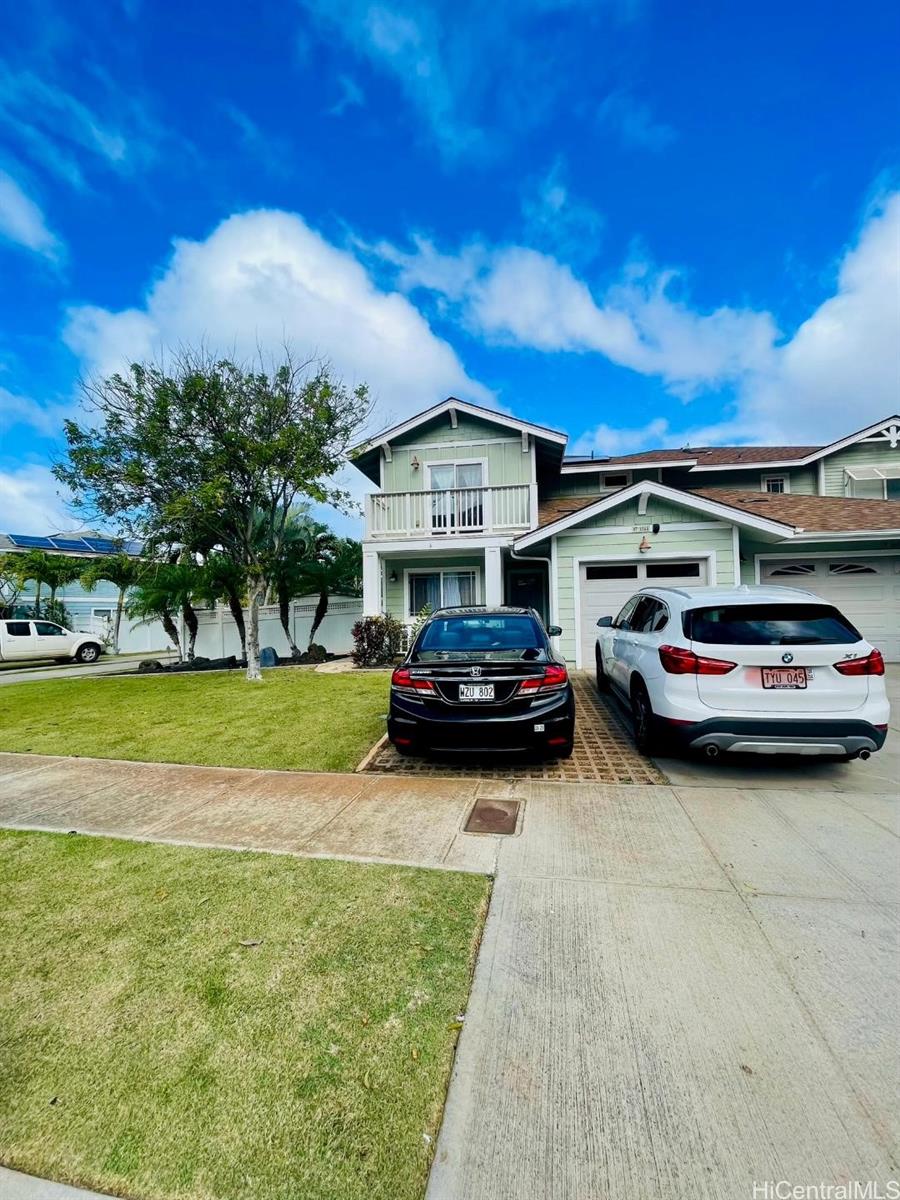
423;457;487;489
561;458;694;473
817;458;826;495
514;480;795;549
363;535;513;553
732;525;741;586
550;538;559;627
352;397;568;455
392;436;521;453
761;473;790;494
753;548;900;583
402;565;482;620
572;552;717;669
791;528;900;542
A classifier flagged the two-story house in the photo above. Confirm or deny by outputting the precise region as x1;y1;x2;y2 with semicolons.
352;400;900;663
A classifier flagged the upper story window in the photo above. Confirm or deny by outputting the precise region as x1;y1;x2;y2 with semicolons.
602;472;630;489
761;474;789;493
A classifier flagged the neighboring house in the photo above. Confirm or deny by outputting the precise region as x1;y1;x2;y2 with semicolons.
352;401;900;663
0;531;168;653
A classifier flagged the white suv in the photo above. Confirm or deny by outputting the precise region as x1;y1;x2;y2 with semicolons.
594;585;890;760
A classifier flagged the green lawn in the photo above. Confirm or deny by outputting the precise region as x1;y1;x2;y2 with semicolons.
0;830;490;1200
0;670;389;772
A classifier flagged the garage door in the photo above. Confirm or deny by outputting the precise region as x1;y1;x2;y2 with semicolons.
578;560;706;667
760;557;900;661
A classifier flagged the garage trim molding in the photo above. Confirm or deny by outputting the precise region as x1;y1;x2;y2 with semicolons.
572;550;718;669
753;548;900;583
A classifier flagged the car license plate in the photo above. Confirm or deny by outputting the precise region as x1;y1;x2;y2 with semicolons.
459;684;495;701
761;667;808;689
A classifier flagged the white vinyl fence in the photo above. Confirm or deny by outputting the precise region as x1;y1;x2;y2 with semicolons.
192;595;362;660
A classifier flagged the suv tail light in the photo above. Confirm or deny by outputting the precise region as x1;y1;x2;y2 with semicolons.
519;663;569;693
390;666;435;694
833;649;885;676
659;645;737;676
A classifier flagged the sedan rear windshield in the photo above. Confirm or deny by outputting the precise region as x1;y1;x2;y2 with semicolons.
413;614;546;661
684;603;862;646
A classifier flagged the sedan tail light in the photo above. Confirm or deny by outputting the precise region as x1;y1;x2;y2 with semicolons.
519;663;569;693
659;645;737;676
833;649;885;676
390;666;435;694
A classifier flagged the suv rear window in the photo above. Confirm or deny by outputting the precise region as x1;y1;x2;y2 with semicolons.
684;604;861;646
413;614;545;660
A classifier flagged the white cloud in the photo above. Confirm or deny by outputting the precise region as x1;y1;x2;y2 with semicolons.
0;464;72;534
0;385;73;435
520;159;605;263
375;235;778;393
741;192;900;442
63;209;491;428
0;169;62;260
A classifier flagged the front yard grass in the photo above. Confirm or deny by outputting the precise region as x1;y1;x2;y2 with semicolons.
0;669;388;772
0;830;490;1200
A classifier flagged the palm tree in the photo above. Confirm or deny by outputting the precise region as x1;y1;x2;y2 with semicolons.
126;569;184;660
164;562;203;660
268;515;314;659
196;554;248;660
14;550;52;616
297;535;362;649
81;554;144;654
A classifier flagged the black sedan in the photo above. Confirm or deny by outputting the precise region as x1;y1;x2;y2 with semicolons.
387;606;575;758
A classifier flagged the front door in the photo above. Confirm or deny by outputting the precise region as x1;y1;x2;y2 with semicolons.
506;569;548;622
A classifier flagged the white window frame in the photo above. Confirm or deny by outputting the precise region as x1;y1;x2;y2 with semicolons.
761;473;790;494
403;567;482;620
601;470;632;489
423;457;488;491
843;464;900;499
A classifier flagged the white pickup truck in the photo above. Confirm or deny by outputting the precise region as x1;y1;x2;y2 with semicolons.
0;619;104;665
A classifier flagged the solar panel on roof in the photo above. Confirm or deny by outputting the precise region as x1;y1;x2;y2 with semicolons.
49;537;92;552
83;537;120;554
7;534;55;549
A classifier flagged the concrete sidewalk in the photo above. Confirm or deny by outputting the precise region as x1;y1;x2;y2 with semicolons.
1;753;897;1199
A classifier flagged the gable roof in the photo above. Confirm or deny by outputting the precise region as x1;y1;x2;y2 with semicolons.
350;397;567;483
514;480;796;549
689;489;900;534
561;415;900;475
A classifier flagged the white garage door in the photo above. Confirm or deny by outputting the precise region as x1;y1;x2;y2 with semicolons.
760;557;900;661
578;560;707;667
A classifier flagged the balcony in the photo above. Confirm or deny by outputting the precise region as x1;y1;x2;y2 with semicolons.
366;484;532;540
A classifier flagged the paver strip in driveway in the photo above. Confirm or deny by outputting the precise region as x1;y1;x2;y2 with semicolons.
363;673;668;785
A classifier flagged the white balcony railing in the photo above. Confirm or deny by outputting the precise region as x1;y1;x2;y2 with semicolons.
366;484;532;539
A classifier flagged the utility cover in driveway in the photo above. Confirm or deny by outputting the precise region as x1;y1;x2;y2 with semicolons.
464;798;520;835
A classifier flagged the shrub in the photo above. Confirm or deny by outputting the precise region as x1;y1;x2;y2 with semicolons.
351;615;405;667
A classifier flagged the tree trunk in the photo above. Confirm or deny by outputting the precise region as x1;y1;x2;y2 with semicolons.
225;587;246;660
182;602;198;660
50;584;57;607
34;581;42;617
113;588;125;655
161;609;182;659
245;578;266;682
308;589;329;648
279;593;302;659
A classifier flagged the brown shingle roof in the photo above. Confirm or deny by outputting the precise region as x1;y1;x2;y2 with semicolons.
690;489;900;532
563;444;821;468
535;495;600;528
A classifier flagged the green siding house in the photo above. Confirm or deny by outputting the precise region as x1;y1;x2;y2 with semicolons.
351;402;900;663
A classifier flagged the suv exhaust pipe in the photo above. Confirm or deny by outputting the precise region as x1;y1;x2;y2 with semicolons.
858;749;871;761
704;743;720;760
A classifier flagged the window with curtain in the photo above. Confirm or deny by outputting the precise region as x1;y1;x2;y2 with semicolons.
408;570;477;615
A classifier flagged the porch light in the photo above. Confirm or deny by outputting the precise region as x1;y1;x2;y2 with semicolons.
410;455;420;470
638;536;652;553
389;569;398;583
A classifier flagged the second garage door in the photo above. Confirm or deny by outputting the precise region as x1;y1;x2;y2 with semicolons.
760;556;900;661
578;560;706;667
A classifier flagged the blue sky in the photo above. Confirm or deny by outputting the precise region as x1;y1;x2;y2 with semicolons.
1;0;898;533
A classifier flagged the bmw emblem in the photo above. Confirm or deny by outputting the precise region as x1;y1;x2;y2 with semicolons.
781;652;794;664
470;666;482;677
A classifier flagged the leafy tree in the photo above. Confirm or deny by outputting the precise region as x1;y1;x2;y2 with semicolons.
55;350;370;681
81;554;145;654
0;555;22;618
13;551;87;616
